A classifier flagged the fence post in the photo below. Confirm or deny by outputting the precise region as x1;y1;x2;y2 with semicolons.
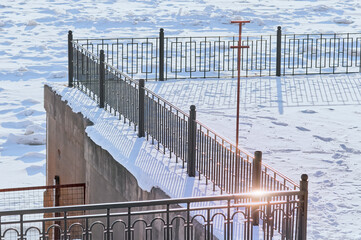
68;30;74;87
99;50;105;108
187;105;196;177
159;28;165;81
298;174;308;240
54;176;61;240
138;79;145;138
276;26;282;77
252;151;262;226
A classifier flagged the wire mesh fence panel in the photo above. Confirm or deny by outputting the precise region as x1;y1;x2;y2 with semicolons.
0;184;85;240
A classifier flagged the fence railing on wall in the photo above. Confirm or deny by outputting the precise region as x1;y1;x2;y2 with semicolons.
0;186;308;240
72;28;361;81
69;30;308;239
70;32;300;195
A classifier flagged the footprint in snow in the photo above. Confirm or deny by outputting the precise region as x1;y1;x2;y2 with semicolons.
257;116;277;120
332;153;343;159
271;121;288;126
1;120;33;129
313;170;325;177
16;152;45;163
340;144;361;154
26;164;45;176
21;99;40;106
313;135;333;142
301;110;317;114
296;126;310;131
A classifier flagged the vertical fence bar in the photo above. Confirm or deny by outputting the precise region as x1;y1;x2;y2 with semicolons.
252;151;262;226
138;79;145;137
55;176;61;240
20;214;24;240
68;30;74;87
298;174;308;240
159;28;165;81
99;50;105;108
276;26;282;76
187;105;196;177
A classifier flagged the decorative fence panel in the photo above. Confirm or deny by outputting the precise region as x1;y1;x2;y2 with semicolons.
281;33;361;75
74;30;361;81
0;190;308;240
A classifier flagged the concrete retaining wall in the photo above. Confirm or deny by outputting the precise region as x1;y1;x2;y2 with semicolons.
44;85;210;239
44;85;169;203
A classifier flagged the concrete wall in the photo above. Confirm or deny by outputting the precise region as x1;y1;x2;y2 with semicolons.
44;85;169;204
44;85;210;239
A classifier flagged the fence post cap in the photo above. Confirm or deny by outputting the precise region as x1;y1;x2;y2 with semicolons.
190;105;196;111
254;151;262;157
301;174;308;181
277;26;281;30
100;49;104;54
139;79;145;86
160;28;164;32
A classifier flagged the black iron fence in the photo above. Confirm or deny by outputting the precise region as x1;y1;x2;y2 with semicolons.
69;31;308;239
73;28;361;81
0;184;308;240
70;36;299;195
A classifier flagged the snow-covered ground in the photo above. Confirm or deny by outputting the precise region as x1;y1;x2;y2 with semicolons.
1;0;361;238
146;74;361;239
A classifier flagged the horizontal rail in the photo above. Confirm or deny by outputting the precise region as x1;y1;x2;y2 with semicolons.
0;183;86;193
0;190;302;216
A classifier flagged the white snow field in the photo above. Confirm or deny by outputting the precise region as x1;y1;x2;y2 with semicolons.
1;0;361;239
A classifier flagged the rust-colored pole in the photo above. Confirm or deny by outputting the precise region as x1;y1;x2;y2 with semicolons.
231;20;250;150
236;23;242;150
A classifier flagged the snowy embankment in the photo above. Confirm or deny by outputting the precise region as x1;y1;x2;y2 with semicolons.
1;0;361;238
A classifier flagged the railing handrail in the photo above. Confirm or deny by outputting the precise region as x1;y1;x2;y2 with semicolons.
0;183;86;193
73;32;361;42
0;190;302;216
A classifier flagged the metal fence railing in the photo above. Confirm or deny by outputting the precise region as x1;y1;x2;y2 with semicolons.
0;186;308;240
72;28;361;81
70;37;299;195
68;31;308;239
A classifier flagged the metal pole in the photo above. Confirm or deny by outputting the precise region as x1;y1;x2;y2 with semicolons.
298;174;308;240
54;176;61;240
138;79;145;138
276;26;282;76
230;20;250;150
187;105;196;177
68;30;74;87
236;23;242;151
99;50;105;108
159;28;165;81
252;151;262;226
